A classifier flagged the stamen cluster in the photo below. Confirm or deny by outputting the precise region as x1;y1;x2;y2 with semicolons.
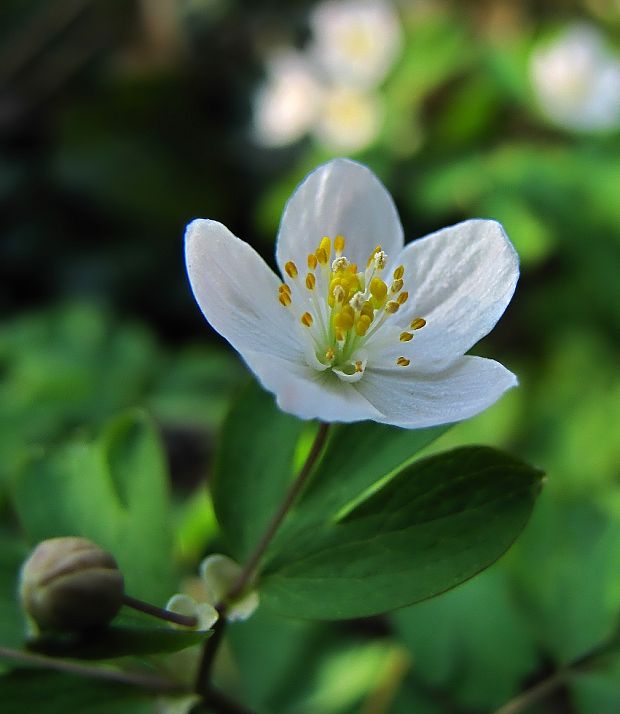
277;234;426;380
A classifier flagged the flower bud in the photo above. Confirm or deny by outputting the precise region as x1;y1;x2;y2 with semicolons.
19;537;124;633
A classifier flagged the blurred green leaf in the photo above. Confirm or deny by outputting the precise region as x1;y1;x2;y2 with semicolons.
391;566;537;710
0;669;155;714
0;531;28;651
262;446;543;619
11;410;175;603
509;494;620;664
283;420;448;537
211;381;305;562
27;617;210;660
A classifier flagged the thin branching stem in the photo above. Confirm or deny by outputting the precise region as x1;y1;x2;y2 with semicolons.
194;421;330;698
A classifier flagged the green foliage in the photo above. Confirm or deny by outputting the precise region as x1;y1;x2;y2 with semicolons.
0;670;154;714
212;381;305;561
27;615;210;660
262;445;542;619
11;410;175;603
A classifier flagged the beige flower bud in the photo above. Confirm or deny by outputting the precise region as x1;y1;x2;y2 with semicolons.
19;537;124;633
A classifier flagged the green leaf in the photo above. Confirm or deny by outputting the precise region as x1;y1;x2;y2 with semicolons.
211;381;305;561
261;446;543;619
26;621;210;660
391;566;537;710
0;531;29;651
11;410;175;603
285;420;448;536
0;669;155;714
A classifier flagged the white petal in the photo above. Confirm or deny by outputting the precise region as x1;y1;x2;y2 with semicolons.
185;219;301;367
245;350;382;422
356;356;517;429
395;219;519;371
276;158;404;275
165;594;219;631
199;554;258;622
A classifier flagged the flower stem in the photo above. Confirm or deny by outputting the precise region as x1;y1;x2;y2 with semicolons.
122;594;198;628
227;421;330;601
194;421;330;697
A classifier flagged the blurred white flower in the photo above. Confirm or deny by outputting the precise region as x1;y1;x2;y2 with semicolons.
313;86;384;152
309;0;403;88
252;50;324;147
199;554;259;622
531;23;620;131
186;159;519;428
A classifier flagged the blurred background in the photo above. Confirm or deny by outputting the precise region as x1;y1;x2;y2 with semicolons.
1;0;620;712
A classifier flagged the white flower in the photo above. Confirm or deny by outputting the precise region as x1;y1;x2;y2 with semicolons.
165;593;219;631
252;50;324;147
309;0;403;89
531;23;620;132
199;554;259;622
185;159;519;428
313;85;384;152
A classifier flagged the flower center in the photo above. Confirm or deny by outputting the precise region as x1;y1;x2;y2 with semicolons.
277;235;426;382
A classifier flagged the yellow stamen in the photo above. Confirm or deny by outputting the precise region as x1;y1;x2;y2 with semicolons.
356;314;372;336
325;347;335;361
301;312;313;327
400;331;413;342
279;283;291;294
285;261;298;278
317;236;331;264
397;291;409;305
307;254;318;270
334;235;345;255
385;301;400;314
361;301;374;319
396;357;410;367
316;247;328;265
366;244;382;268
305;273;316;290
369;277;388;302
279;292;291;307
332;284;346;304
410;317;426;330
355;360;363;373
334;305;354;330
393;265;404;280
391;279;403;293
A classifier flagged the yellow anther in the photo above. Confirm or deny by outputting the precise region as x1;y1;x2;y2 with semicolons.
396;357;411;367
369;277;388;301
285;261;298;279
355;360;363;373
316;248;328;265
319;236;331;258
391;279;403;293
279;283;291;294
325;347;335;361
279;292;291;307
300;312;313;327
410;317;427;330
393;265;405;280
361;301;374;319
400;331;414;342
334;235;345;255
332;285;346;304
397;291;409;305
335;305;355;330
307;254;318;270
385;301;400;314
305;273;316;290
366;244;382;268
356;314;372;336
